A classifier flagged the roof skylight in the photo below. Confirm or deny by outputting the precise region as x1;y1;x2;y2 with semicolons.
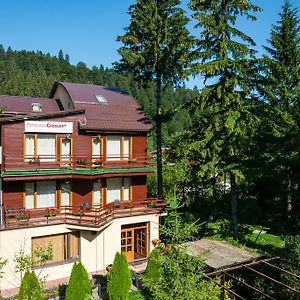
95;95;108;104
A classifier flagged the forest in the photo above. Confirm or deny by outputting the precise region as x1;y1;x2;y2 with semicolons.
0;0;300;298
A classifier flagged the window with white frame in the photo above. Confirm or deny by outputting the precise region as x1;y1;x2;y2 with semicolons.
106;136;131;161
25;134;56;162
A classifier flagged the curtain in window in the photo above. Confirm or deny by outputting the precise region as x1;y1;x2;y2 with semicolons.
123;177;131;201
107;177;122;203
61;138;71;162
123;137;130;160
36;181;56;208
107;136;121;161
25;182;34;209
93;181;102;207
61;182;71;206
92;138;101;159
32;234;64;263
69;232;80;259
37;134;56;162
25;134;35;161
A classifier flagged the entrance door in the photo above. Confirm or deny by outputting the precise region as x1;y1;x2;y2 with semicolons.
135;227;148;258
121;228;134;261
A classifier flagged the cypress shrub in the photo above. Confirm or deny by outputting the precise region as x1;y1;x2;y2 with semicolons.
17;271;43;300
107;252;132;300
65;262;91;300
143;249;162;284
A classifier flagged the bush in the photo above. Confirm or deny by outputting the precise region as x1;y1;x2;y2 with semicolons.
17;271;43;300
107;252;132;300
65;262;91;300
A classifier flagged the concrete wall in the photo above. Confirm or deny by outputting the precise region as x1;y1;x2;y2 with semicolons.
0;214;160;296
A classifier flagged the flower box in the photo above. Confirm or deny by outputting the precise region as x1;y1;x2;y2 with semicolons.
72;208;85;217
18;211;31;220
44;208;57;217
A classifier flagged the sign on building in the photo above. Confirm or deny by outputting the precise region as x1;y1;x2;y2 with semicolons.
24;121;73;133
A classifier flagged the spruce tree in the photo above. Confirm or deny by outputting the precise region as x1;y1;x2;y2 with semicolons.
107;252;132;300
115;0;195;198
258;0;300;218
262;0;300;110
188;0;261;239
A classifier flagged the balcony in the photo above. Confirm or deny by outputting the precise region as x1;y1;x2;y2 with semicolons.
1;154;153;173
1;198;165;230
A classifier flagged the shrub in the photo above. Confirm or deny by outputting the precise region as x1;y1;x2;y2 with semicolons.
107;252;132;300
17;271;43;300
65;262;91;300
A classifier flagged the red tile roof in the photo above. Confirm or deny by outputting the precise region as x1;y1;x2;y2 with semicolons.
53;82;152;132
0;95;60;115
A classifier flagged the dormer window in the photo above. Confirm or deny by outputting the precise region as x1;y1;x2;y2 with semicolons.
32;103;42;112
95;95;108;104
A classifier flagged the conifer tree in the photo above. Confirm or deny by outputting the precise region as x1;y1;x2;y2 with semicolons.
258;0;300;218
17;271;43;300
65;262;91;300
107;252;132;300
188;0;261;239
115;0;195;198
262;0;300;110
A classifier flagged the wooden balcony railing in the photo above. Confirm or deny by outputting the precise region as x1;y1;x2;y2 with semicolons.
1;198;165;230
1;154;153;172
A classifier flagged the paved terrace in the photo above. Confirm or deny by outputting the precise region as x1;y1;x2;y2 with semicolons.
186;239;261;270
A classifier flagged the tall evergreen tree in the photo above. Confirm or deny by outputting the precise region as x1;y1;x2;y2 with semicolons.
262;0;300;110
115;0;195;198
188;0;261;239
258;0;300;218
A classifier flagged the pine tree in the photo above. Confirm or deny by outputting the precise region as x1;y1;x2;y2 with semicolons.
188;0;261;240
107;252;132;300
115;0;195;198
65;262;91;300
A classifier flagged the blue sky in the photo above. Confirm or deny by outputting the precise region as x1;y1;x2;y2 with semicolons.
0;0;299;85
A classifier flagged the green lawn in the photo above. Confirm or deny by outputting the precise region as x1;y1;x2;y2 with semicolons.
203;220;284;255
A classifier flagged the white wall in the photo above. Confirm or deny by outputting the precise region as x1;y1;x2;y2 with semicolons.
0;214;160;295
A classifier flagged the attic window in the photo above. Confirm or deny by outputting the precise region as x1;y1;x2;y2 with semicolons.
32;103;42;112
95;95;108;104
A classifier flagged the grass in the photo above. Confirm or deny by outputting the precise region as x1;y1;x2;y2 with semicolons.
203;220;284;255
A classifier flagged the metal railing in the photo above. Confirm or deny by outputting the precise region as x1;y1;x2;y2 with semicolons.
1;198;165;229
2;154;153;171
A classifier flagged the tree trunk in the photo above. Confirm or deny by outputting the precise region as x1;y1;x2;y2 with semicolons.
230;172;239;240
156;74;163;198
287;170;292;214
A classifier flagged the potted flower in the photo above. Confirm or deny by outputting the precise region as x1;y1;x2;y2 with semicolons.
124;203;134;209
105;208;113;215
44;208;57;217
29;158;40;165
76;159;88;166
18;210;31;220
93;159;102;166
147;201;157;208
73;208;85;217
128;157;137;163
